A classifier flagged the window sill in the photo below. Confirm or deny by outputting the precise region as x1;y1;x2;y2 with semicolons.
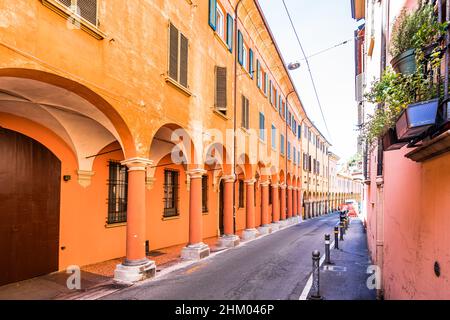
202;212;209;215
165;76;192;97
105;222;127;229
213;109;230;120
41;0;106;40
162;215;180;221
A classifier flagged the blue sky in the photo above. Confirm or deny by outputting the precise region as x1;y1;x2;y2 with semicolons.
259;0;361;162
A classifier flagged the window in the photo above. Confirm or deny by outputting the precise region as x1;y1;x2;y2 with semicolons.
107;161;128;224
271;125;277;150
216;5;225;39
293;147;297;164
256;60;262;88
280;134;285;155
241;95;249;129
168;23;189;88
238;30;243;65
298;151;301;167
259;112;265;141
215;66;227;115
202;175;208;212
238;180;245;208
287;141;291;160
242;44;248;70
226;14;233;51
264;73;269;96
269;80;273;105
163;170;179;217
293;119;297;135
298;124;302;139
287;111;291;127
248;48;254;79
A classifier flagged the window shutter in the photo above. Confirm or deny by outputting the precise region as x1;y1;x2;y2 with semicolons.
78;0;98;25
59;0;71;7
264;73;268;94
209;0;217;30
179;33;189;87
226;14;233;52
237;30;243;65
245;98;249;129
269;80;272;103
169;23;179;81
215;66;227;112
249;48;254;79
256;60;261;88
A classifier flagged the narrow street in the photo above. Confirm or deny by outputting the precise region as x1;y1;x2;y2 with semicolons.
104;214;345;300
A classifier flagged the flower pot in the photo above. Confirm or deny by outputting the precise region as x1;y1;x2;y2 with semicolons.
391;48;416;75
382;128;407;151
396;98;439;140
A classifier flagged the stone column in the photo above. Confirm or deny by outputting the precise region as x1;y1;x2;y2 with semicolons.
258;180;272;234
287;186;293;221
114;158;156;283
181;169;210;260
218;175;240;248
293;188;298;218
242;179;258;240
280;184;287;226
270;183;280;231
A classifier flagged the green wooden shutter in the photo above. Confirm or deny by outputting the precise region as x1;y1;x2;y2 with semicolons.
249;49;254;79
237;30;243;65
226;14;233;52
209;0;217;30
215;66;227;112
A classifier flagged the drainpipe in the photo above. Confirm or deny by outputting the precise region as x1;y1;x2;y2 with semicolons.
232;0;243;234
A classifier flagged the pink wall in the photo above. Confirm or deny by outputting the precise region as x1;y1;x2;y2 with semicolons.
368;146;450;299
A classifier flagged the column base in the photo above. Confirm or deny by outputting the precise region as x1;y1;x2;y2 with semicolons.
278;219;288;228
217;235;240;248
270;222;281;231
242;228;259;241
181;243;210;260
257;225;272;235
114;259;156;283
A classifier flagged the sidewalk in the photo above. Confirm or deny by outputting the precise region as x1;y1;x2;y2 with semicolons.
0;236;222;300
316;217;376;300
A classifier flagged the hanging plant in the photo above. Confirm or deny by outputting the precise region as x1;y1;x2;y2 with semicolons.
362;67;435;145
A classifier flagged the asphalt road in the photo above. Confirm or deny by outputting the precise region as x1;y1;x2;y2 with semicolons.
104;213;341;300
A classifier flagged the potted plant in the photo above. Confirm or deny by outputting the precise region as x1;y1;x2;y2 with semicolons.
390;4;448;75
363;67;437;147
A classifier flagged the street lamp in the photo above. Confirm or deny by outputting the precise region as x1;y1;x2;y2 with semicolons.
288;61;301;71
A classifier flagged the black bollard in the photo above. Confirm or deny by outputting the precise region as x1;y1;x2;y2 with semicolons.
340;222;345;241
325;234;332;265
334;226;339;249
309;250;323;300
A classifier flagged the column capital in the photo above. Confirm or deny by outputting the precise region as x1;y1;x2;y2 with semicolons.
260;181;270;187
279;183;287;189
222;175;236;183
121;157;153;171
288;186;294;190
271;183;280;188
244;179;256;185
187;168;207;179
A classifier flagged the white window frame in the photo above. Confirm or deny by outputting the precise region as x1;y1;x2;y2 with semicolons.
216;5;225;40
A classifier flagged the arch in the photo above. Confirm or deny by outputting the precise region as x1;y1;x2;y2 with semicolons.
0;68;136;161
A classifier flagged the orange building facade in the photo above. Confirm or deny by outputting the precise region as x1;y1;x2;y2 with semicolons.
0;0;361;286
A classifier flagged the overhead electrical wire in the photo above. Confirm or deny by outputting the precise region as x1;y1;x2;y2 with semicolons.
282;0;333;142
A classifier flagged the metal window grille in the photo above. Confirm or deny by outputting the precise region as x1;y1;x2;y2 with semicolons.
107;160;128;224
57;0;98;26
202;175;208;213
163;170;179;217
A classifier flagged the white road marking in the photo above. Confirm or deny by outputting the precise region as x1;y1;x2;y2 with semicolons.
299;240;335;300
